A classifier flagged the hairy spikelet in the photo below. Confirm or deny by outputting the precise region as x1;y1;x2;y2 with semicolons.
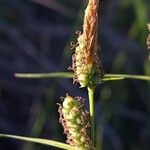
71;0;104;87
58;94;95;150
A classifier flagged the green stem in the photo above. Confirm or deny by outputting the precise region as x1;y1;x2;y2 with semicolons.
14;72;73;78
103;74;150;80
87;85;95;145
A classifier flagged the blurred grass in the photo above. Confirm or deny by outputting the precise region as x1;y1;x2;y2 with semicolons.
0;0;150;150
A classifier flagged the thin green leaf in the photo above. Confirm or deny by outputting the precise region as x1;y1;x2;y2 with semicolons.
14;72;150;81
14;72;73;78
0;133;71;150
104;74;150;81
102;77;124;81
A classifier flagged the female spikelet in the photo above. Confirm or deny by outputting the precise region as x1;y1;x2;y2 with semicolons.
58;94;95;150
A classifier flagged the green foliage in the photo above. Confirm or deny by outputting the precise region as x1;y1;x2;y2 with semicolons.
0;134;71;150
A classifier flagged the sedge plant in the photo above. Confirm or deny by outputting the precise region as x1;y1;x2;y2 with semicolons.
0;0;150;150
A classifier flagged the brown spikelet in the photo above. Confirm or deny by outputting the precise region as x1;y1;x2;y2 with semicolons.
83;0;98;59
71;0;104;87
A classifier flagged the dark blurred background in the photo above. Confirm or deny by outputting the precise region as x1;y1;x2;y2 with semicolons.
0;0;150;150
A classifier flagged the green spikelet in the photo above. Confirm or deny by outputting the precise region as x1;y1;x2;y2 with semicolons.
58;94;95;150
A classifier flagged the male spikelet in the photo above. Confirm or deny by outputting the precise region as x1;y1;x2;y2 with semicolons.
58;94;95;150
71;0;104;87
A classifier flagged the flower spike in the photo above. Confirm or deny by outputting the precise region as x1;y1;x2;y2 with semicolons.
71;0;104;87
58;94;95;150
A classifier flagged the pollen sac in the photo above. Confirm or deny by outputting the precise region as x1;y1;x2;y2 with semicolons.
58;94;95;150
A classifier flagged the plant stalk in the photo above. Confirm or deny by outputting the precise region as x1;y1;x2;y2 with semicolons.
87;85;95;145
